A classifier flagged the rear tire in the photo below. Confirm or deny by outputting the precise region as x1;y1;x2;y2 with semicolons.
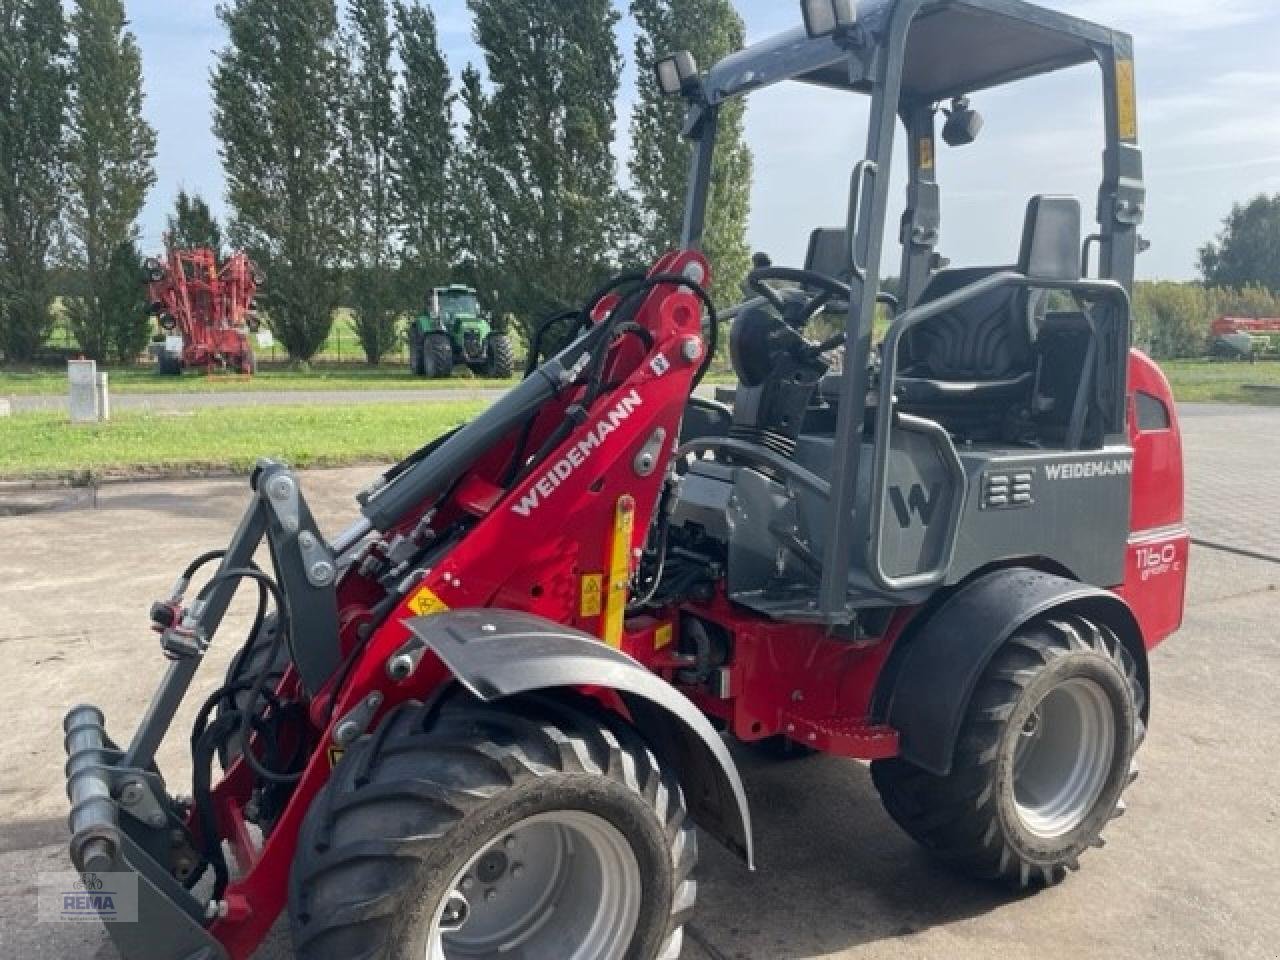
290;696;696;960
409;332;426;376
872;615;1143;888
484;333;515;378
423;334;454;379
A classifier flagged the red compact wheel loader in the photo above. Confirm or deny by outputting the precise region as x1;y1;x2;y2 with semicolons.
62;2;1188;958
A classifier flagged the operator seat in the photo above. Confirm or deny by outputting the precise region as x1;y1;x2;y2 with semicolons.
896;267;1035;407
895;197;1073;413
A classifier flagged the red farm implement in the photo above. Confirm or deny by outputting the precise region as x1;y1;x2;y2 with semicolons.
144;243;265;375
1210;316;1280;359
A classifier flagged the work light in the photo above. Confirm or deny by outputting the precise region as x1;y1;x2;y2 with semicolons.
801;0;857;38
655;51;699;96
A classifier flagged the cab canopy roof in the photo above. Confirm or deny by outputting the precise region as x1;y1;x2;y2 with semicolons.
706;0;1122;106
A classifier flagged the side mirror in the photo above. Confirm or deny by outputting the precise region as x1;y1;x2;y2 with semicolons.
941;97;983;147
801;0;857;38
655;51;699;96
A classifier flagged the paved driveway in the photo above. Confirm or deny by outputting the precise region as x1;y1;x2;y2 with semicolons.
1181;403;1280;561
1;404;1278;959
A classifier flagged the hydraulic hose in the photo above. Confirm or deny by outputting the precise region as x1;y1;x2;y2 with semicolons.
192;567;301;784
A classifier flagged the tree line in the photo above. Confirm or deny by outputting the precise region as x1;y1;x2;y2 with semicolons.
4;0;1280;367
1136;194;1280;360
0;0;155;364
0;0;752;366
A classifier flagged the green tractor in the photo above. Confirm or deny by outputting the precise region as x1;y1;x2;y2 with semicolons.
409;284;515;379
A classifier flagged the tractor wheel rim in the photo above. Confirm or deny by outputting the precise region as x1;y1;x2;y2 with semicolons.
426;810;642;960
1012;677;1117;839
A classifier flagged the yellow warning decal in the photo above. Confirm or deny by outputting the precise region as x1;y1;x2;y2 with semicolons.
327;746;345;768
655;623;673;650
602;496;636;649
407;586;450;616
580;573;604;618
1115;59;1138;142
918;137;934;172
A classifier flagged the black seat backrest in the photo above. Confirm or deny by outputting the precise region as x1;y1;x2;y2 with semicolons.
901;267;1032;380
901;195;1082;382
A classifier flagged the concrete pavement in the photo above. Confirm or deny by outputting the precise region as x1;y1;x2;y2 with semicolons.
1181;403;1280;561
1;404;1278;959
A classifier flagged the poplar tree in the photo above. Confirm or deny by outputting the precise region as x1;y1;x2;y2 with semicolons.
213;0;343;364
0;0;70;362
167;189;223;254
629;0;752;308
101;237;148;362
461;0;630;332
64;0;156;362
340;0;399;364
391;1;455;307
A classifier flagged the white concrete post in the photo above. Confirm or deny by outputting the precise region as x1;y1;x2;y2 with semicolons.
95;372;110;421
68;359;100;423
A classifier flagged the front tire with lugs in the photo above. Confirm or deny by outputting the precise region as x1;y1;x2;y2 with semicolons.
290;696;696;960
872;615;1143;888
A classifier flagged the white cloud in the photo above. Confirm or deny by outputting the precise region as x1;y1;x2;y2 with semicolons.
1050;0;1274;40
1144;69;1280;149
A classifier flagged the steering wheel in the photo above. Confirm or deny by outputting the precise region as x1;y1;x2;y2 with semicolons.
747;266;854;331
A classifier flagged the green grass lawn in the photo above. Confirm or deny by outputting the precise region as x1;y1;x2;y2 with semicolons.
3;356;1276;483
0;365;516;395
0;401;485;480
1159;359;1280;405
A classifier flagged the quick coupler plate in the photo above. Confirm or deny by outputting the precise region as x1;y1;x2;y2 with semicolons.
61;704;230;960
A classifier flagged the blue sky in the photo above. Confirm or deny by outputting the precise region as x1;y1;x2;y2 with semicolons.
129;1;1280;281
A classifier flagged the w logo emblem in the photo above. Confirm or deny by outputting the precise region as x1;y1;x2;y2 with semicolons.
889;483;943;528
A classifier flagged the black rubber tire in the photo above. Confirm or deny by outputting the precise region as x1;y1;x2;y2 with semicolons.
423;333;454;379
409;332;426;376
290;696;696;960
484;333;515;378
871;615;1144;889
216;613;289;770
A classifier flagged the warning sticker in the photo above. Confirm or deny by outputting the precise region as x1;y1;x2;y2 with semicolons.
580;574;604;618
327;746;345;768
1116;59;1138;142
918;137;935;172
407;586;450;616
655;623;673;650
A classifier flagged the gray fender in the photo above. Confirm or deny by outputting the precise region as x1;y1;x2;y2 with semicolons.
876;568;1148;777
407;609;753;867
